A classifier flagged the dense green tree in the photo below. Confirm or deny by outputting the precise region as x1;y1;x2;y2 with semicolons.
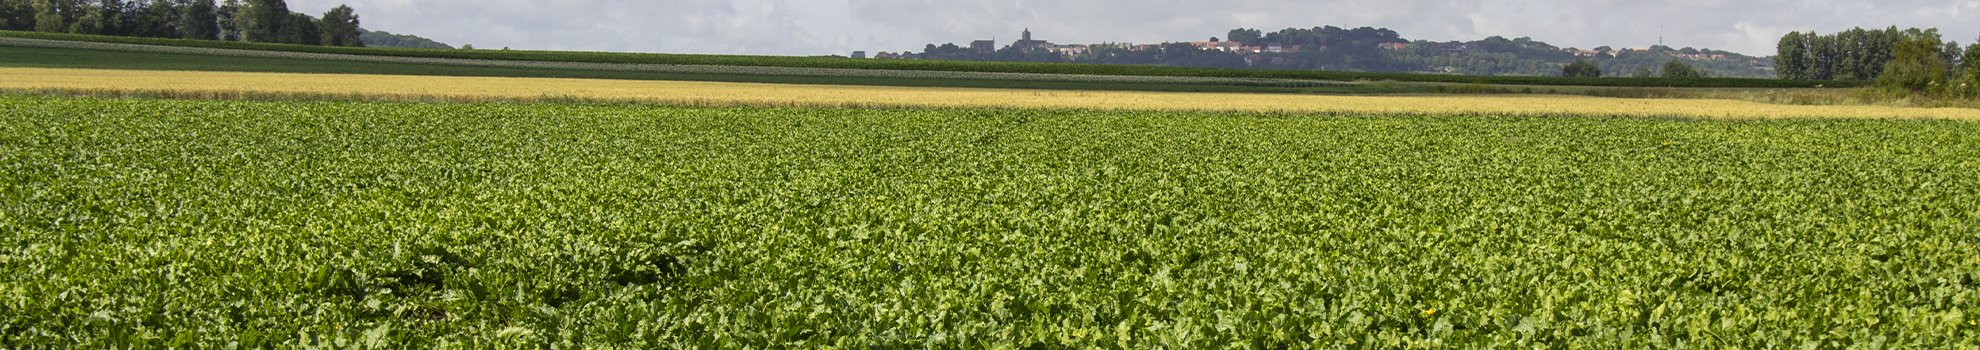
65;2;101;34
1966;42;1980;74
316;4;358;46
359;29;452;49
1776;31;1809;79
32;0;68;33
1562;59;1600;77
179;0;217;40
0;0;34;30
1661;60;1704;78
214;0;238;40
1225;28;1261;46
1773;27;1928;80
1875;29;1948;93
239;0;284;42
129;0;178;38
1631;67;1655;78
1951;43;1980;98
93;0;129;36
275;11;315;44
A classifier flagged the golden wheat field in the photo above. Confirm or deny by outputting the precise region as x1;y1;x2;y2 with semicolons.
4;67;1977;119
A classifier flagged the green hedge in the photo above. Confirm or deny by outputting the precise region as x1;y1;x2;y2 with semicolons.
0;31;1871;88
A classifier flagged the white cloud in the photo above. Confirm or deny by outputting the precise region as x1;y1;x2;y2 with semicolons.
284;0;1979;56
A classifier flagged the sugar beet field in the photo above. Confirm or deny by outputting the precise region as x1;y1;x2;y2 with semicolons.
2;95;1978;348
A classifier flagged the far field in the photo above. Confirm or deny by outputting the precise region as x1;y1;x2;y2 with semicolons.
2;96;1977;347
5;67;1977;120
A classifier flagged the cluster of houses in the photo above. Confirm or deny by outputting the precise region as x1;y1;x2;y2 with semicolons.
1186;40;1312;54
870;29;1096;59
1376;41;1501;55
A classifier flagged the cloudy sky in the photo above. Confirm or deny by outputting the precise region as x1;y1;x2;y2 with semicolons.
289;0;1980;57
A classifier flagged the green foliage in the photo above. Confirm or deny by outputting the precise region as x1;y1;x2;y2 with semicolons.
1967;43;1980;73
316;4;357;47
30;0;63;33
357;29;448;49
127;0;176;38
177;0;217;40
0;0;34;31
1561;59;1599;77
1225;28;1261;46
1876;29;1949;94
1772;26;1958;81
62;4;98;34
238;0;282;42
3;96;1978;347
0;30;1871;88
275;11;314;45
1660;59;1705;78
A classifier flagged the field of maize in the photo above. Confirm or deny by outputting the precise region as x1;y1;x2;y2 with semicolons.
2;95;1978;348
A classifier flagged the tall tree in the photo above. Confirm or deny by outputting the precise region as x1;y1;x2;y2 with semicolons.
1875;29;1947;93
317;4;358;46
1562;59;1601;77
0;0;35;31
1966;43;1980;74
239;0;284;42
275;11;315;44
131;0;178;38
1661;60;1705;78
215;0;238;40
92;0;128;36
32;0;67;33
1776;31;1808;79
65;1;101;34
178;0;217;40
1226;28;1262;46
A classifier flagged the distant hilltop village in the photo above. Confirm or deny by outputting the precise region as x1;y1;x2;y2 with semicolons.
863;29;1093;59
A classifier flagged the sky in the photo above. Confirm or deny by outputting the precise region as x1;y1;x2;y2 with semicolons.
288;0;1980;57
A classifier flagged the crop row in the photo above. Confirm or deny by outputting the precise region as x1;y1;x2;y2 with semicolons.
0;96;1975;347
0;30;1871;88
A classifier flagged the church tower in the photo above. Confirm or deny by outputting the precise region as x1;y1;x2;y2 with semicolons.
1022;28;1031;42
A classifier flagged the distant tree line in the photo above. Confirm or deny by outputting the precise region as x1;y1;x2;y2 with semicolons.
1775;26;1978;99
1775;27;1970;81
904;26;1780;78
359;29;451;49
0;0;361;47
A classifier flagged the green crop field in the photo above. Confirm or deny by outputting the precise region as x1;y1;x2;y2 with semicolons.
0;31;1868;89
2;95;1977;348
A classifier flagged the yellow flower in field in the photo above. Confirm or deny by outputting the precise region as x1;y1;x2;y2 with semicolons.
1423;309;1436;316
